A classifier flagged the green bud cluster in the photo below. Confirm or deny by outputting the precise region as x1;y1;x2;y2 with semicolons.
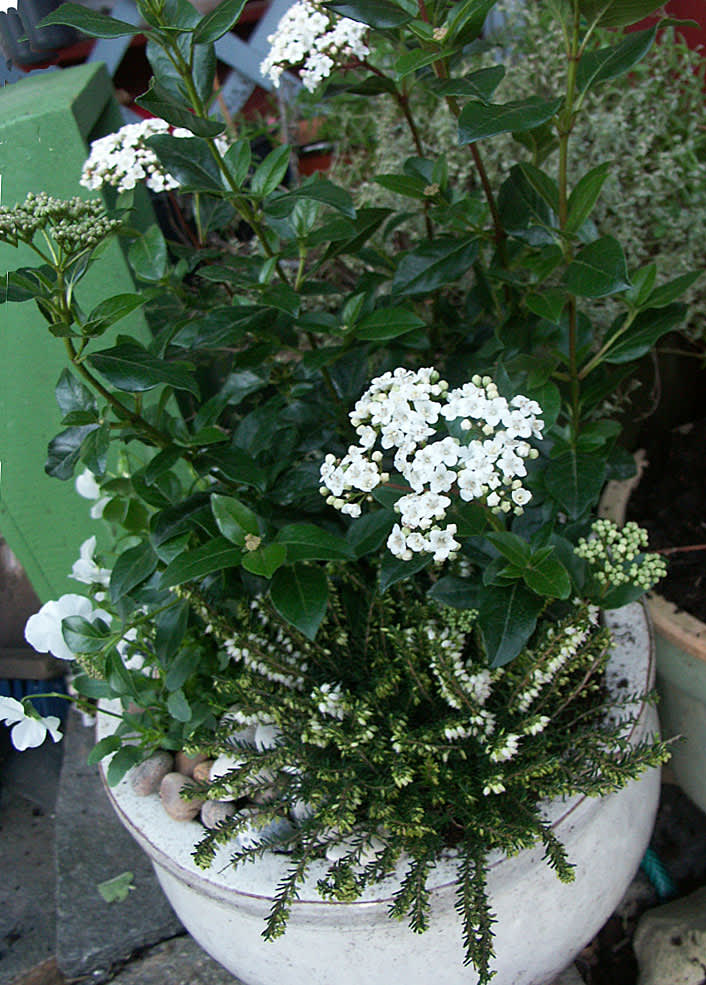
0;192;121;255
575;519;667;590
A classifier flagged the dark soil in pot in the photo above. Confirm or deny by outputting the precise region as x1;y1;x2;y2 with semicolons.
626;416;706;623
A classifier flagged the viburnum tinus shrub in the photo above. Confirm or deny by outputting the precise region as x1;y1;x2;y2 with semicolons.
0;0;691;979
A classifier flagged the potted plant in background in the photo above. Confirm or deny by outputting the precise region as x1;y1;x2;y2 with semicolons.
0;0;696;980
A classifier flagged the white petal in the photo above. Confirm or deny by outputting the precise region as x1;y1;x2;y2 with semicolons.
0;695;26;724
11;717;47;751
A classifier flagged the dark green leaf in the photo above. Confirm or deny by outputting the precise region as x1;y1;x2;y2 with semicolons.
564;237;631;298
156;602;190;666
545;449;606;519
242;542;287;577
87;293;146;332
107;746;144;786
374;174;428;199
165;647;201;690
394;48;443;80
428;575;481;609
458;96;562;143
525;290;566;324
223;139;252;188
88;342;199;395
270;564;328;640
128;226;168;283
110;542;159;604
354;307;426;340
62;615;112;654
265;179;356;219
45;425;98;480
523;553;571;598
579;0;666;29
38;2;136;36
147;134;223;192
486;531;531;567
391;237;478;296
55;369;97;417
378;552;431;594
346;511;395;557
144;448;182;485
577;27;656;91
644;272;701;309
137;80;225;138
603;304;686;364
192;0;247;42
70;673;112;699
211;493;260;543
250;145;291;198
87;734;122;765
324;0;412;27
566;162;612;234
445;0;497;43
0;266;54;302
432;66;505;101
167;688;192;722
81;423;110;477
275;523;355;561
198;448;266;491
160;537;243;588
478;583;544;667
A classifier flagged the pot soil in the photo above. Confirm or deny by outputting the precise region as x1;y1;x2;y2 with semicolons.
97;604;660;985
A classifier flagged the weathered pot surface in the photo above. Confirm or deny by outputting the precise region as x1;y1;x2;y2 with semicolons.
602;457;706;813
98;603;660;985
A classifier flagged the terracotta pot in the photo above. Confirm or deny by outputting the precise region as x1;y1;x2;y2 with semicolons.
601;455;706;813
97;603;660;985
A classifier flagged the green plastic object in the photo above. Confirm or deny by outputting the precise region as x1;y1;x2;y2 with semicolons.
0;63;153;603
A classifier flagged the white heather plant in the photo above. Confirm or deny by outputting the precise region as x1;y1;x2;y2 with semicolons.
1;0;690;979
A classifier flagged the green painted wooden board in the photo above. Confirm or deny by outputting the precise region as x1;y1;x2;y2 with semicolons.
0;63;154;603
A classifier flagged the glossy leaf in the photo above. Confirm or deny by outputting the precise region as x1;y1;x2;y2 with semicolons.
324;0;412;27
391;237;478;296
428;575;481;609
563;237;631;298
46;425;98;480
566;163;612;234
523;553;571;599
62;615;112;654
577;27;656;91
109;542;159;604
603;303;686;364
198;448;267;491
223;139;252;188
378;552;431;594
192;0;247;42
346;511;395;558
486;531;531;567
458;97;562;143
38;2;136;36
88;342;199;396
478;583;544;667
275;524;355;561
137;80;224;138
545;449;606;519
167;688;191;722
55;369;97;417
354;307;425;340
160;536;243;588
211;493;260;543
265;179;356;220
128;225;168;283
242;543;287;577
270;564;328;640
644;272;701;310
106;746;143;787
580;0;666;28
250;145;291;198
432;66;505;101
147;134;222;192
86;293;146;333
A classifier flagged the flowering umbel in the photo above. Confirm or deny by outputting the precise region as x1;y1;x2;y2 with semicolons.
320;367;543;562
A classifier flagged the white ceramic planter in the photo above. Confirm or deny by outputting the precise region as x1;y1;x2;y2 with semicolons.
602;458;706;813
99;603;660;985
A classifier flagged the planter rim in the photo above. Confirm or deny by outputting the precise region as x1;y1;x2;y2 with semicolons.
600;451;706;664
98;602;654;910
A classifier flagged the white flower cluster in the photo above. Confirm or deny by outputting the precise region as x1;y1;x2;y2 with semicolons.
224;599;307;691
514;609;599;713
260;0;370;92
320;367;544;564
81;120;228;194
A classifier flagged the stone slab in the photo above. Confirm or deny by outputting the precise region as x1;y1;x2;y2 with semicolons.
104;935;244;985
55;711;182;980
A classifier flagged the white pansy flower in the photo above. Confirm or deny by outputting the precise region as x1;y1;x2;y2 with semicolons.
70;536;111;587
25;594;110;661
0;696;62;751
